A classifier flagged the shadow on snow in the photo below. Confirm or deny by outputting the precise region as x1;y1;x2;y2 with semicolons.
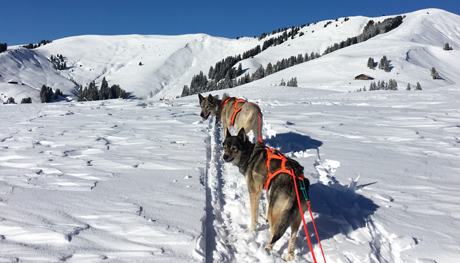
264;132;323;153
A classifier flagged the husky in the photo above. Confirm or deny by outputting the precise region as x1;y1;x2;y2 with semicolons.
222;128;309;261
198;93;263;142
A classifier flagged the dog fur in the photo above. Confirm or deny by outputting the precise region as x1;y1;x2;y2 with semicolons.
198;93;263;141
222;128;309;261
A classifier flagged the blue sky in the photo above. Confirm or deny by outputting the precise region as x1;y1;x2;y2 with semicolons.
1;0;459;46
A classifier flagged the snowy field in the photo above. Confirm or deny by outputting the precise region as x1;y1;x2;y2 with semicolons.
1;7;460;263
1;83;459;262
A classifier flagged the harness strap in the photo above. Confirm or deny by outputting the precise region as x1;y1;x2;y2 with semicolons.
222;97;263;143
293;178;327;263
260;145;326;262
222;97;254;126
263;146;304;190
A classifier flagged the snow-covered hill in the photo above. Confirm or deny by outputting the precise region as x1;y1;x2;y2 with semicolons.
1;8;460;263
1;8;459;102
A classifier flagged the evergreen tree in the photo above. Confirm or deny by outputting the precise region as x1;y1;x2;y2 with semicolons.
100;77;110;100
297;54;304;64
0;43;7;53
280;79;286;86
406;83;411;91
54;89;62;99
237;63;243;77
367;57;375;69
40;85;53;103
388;79;398;90
443;43;453;51
379;56;390;72
181;85;190;97
431;67;440;79
251;65;265;81
415;82;422;90
266;62;273;75
21;97;32;104
6;97;15;104
286;77;298;87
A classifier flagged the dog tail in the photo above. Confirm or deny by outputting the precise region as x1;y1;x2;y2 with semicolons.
268;192;300;246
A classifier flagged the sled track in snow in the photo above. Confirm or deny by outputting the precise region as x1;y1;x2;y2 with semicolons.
204;119;235;263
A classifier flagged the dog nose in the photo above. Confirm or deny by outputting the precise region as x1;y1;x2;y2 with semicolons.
223;154;229;161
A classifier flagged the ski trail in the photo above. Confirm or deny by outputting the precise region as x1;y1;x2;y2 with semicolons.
205;117;234;263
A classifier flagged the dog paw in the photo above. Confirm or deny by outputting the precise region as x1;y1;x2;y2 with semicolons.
284;253;295;261
245;224;257;233
264;244;273;251
245;228;254;233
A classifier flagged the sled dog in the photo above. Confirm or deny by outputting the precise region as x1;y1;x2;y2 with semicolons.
198;93;263;142
222;128;309;261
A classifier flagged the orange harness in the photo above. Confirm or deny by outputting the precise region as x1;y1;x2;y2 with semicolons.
263;146;305;190
221;97;247;126
222;97;263;143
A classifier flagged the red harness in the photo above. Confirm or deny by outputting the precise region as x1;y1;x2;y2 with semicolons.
263;146;305;190
221;97;263;143
263;146;327;263
221;97;247;126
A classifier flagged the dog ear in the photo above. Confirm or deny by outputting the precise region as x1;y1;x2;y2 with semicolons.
226;128;232;138
237;128;247;142
208;94;214;103
198;93;204;103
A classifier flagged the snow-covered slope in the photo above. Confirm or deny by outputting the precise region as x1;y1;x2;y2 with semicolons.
1;7;460;263
1;8;459;102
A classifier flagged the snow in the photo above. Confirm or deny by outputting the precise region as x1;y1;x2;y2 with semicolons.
1;8;460;263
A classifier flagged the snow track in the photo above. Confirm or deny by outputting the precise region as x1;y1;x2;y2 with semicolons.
204;118;234;262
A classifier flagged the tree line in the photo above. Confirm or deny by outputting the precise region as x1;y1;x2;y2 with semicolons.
323;16;403;55
77;77;126;101
22;40;52;50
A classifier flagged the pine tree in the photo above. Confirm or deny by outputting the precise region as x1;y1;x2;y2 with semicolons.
388;79;398;90
6;97;15;104
280;79;286;86
21;97;32;104
266;62;273;75
431;67;440;79
237;63;243;76
0;43;7;53
443;43;453;51
367;57;375;69
406;83;411;91
379;56;390;72
415;82;422;91
286;77;298;87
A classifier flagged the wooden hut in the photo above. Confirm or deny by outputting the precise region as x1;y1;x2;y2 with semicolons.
354;74;374;80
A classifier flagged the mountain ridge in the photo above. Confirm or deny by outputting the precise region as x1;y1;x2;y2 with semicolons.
0;8;459;103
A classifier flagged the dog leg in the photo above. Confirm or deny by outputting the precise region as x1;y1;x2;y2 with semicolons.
246;188;262;232
285;212;302;261
262;192;269;222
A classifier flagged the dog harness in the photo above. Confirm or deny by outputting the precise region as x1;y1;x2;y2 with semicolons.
221;97;247;126
222;97;264;143
263;146;305;190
